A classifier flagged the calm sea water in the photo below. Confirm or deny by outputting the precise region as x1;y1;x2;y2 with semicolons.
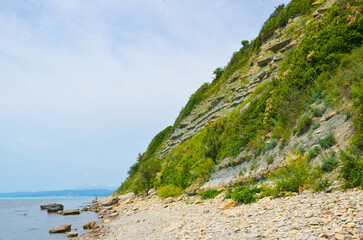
0;197;99;240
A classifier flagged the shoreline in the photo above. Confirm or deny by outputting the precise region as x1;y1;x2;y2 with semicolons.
77;189;363;240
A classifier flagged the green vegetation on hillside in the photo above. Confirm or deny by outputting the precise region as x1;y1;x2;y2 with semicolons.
117;0;363;195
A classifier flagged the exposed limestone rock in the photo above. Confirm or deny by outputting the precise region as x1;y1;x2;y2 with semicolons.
67;232;78;238
268;38;292;53
312;0;324;5
57;209;80;215
257;56;273;67
317;5;332;13
118;192;135;202
49;224;71;233
98;196;119;206
83;221;97;230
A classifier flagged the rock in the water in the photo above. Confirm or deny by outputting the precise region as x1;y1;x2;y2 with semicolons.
67;232;78;238
46;204;64;213
49;224;71;233
82;206;91;211
99;197;119;206
83;221;97;230
57;209;81;215
118;192;136;202
41;203;64;212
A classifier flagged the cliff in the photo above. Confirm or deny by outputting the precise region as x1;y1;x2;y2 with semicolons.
116;0;363;196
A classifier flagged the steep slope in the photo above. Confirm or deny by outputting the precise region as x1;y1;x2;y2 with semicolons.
116;0;363;195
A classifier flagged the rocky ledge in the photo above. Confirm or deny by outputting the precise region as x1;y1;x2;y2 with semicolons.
76;189;363;240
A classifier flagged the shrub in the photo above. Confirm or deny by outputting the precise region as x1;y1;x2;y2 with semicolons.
295;114;312;135
198;189;222;200
250;158;260;171
127;162;139;176
157;184;183;198
319;134;336;149
269;155;310;195
314;178;331;192
279;144;285;151
225;186;261;204
312;122;320;130
339;150;363;189
306;146;320;161
298;146;306;155
311;107;326;117
321;154;339;172
265;139;278;151
266;154;275;165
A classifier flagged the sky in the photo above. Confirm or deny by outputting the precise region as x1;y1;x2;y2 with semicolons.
0;0;290;193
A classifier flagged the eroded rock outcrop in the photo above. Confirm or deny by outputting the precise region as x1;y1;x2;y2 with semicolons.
49;224;71;233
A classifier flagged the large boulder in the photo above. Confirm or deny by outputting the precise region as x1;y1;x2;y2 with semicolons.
57;209;80;215
98;196;119;206
41;203;64;212
49;224;71;233
46;204;64;213
118;192;135;202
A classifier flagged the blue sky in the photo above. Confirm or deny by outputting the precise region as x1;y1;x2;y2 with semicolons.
0;0;290;192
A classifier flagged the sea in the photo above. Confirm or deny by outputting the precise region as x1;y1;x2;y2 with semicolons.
0;197;99;240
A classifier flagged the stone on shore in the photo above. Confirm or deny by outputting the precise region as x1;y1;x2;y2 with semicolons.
147;189;156;196
49;224;71;233
118;192;135;202
67;232;78;238
98;196;119;206
57;209;81;215
83;221;98;230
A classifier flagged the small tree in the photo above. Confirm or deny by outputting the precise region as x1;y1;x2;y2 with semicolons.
241;40;249;49
213;67;224;82
137;159;161;194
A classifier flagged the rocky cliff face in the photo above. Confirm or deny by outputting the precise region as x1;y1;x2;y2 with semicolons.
161;16;303;157
117;0;362;195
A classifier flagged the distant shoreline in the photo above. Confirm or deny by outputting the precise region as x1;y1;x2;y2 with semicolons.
0;189;114;199
0;196;101;200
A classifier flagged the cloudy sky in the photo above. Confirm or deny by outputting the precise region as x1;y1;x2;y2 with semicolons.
0;0;290;192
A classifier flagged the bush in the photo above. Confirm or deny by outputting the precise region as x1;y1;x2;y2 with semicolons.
319;134;336;149
339;150;363;189
265;139;278;151
295;114;312;135
311;107;326;117
127;162;139;176
157;184;183;198
321;154;339;172
225;185;261;204
306;146;320;161
266;154;275;165
198;189;222;200
269;155;310;195
314;178;331;192
250;158;260;171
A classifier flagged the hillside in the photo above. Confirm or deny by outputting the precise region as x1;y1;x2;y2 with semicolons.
116;0;363;198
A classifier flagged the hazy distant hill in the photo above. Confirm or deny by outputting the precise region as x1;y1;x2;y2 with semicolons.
0;189;113;198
